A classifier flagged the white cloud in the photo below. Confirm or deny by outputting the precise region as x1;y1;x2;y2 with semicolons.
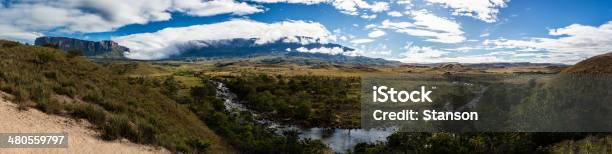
251;0;389;15
350;38;374;44
387;11;403;17
365;24;378;29
0;25;44;43
339;36;349;41
400;45;449;60
114;19;335;60
332;0;389;15
379;10;465;43
250;0;329;5
368;1;391;12
410;10;463;34
380;20;414;29
393;45;504;63
296;46;349;55
396;0;412;5
368;30;386;38
172;0;263;16
439;55;503;63
396;0;413;9
425;0;509;23
443;46;483;52
349;44;392;58
0;0;262;42
360;14;377;19
483;21;612;63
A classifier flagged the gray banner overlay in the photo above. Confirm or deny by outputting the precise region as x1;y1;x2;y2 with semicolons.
361;74;612;132
0;133;68;148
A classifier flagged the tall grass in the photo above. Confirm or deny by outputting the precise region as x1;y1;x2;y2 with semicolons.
0;40;218;153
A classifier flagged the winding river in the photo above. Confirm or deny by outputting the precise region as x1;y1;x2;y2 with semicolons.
215;82;396;153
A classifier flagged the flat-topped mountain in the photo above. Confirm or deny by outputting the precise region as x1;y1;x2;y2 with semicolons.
35;36;128;59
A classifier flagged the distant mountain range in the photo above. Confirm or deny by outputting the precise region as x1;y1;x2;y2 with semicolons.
409;62;566;68
32;36;584;68
465;62;566;69
35;36;128;59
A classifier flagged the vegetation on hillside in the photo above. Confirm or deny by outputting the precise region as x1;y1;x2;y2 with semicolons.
0;40;220;153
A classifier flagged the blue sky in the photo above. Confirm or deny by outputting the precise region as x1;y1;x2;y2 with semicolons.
1;0;611;63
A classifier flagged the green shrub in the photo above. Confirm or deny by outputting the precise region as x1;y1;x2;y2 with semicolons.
83;92;104;104
0;41;20;48
36;51;57;64
67;49;83;58
102;115;138;141
188;138;211;153
36;99;63;114
30;83;51;103
162;76;180;99
174;143;190;153
12;87;30;103
98;101;128;113
68;103;107;125
53;86;76;97
190;85;215;102
135;120;158;144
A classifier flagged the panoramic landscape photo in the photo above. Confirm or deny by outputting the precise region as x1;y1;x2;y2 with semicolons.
0;0;611;153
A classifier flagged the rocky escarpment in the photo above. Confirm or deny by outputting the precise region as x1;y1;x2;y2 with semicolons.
34;36;128;59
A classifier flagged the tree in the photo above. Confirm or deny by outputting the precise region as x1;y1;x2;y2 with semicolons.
162;76;180;99
295;100;312;120
190;85;215;102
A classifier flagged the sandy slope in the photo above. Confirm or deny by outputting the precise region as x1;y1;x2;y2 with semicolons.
0;94;170;154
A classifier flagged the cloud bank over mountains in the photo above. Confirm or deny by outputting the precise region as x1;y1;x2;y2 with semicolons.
114;19;335;60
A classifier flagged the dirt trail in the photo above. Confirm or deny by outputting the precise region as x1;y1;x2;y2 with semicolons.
0;95;170;154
